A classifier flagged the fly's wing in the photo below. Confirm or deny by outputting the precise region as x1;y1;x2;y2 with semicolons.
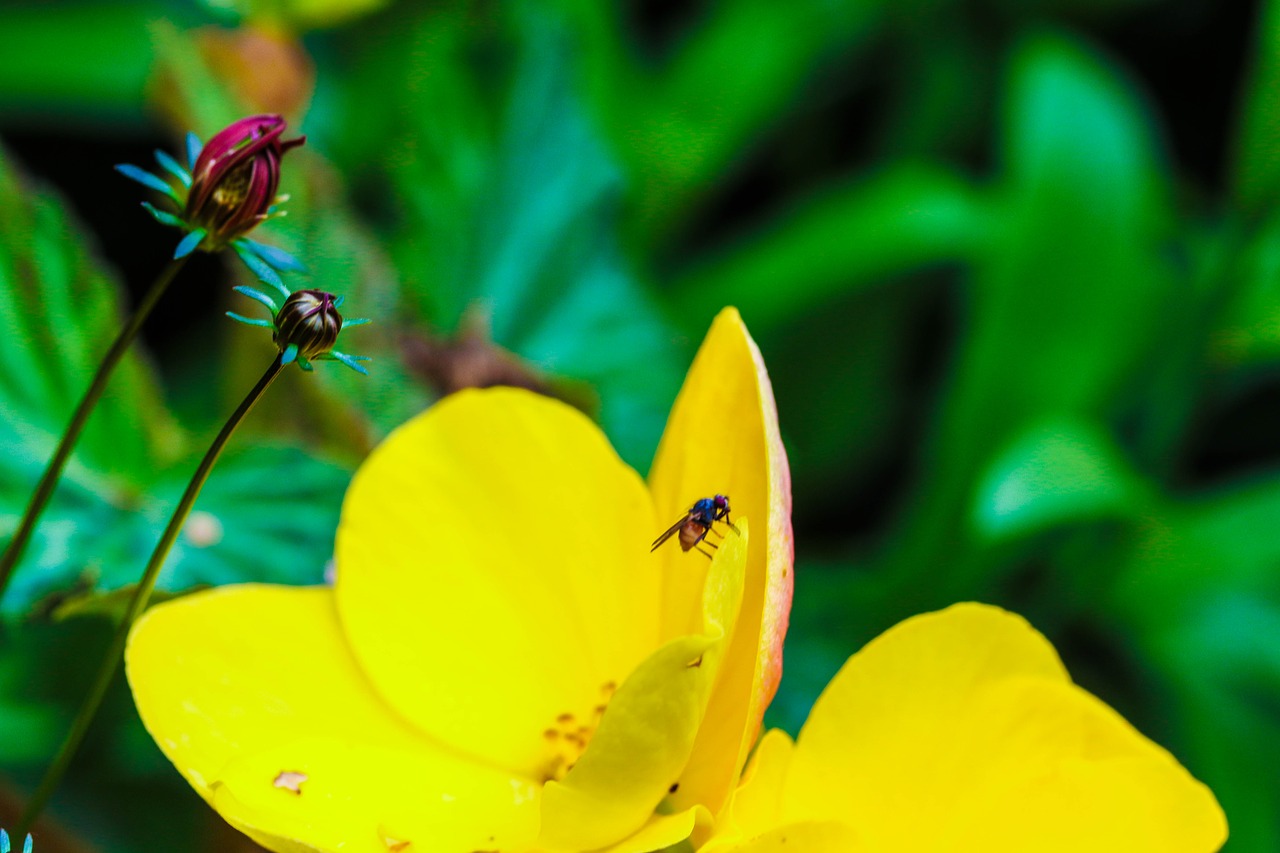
651;515;690;551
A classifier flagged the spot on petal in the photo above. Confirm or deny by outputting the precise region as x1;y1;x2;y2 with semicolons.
272;770;307;794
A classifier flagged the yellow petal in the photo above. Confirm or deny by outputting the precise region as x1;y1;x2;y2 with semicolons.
700;822;861;853
212;737;539;853
125;585;538;852
943;680;1228;851
649;308;793;816
718;728;795;841
335;388;661;778
593;809;706;853
539;522;749;850
783;603;1227;851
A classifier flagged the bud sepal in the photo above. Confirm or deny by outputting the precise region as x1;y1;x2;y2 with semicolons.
0;829;33;853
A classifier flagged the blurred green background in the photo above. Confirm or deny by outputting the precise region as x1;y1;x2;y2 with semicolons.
0;0;1277;849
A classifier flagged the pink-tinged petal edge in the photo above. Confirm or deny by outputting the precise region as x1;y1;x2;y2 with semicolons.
650;307;795;822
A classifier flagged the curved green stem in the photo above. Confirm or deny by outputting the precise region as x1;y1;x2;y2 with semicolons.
0;256;192;603
16;354;286;835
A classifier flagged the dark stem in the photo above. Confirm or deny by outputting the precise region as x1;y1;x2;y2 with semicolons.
0;256;191;602
17;354;285;835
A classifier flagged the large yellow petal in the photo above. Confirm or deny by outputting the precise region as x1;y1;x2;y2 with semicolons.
125;585;539;852
942;680;1228;851
701;822;861;853
594;809;706;853
783;603;1227;851
648;308;793;817
212;737;539;853
539;522;749;850
335;388;661;778
699;732;861;853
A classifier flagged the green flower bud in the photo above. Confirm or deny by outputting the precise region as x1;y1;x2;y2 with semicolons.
273;289;343;360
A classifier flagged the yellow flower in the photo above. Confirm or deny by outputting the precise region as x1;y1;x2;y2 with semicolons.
125;308;793;852
703;603;1228;853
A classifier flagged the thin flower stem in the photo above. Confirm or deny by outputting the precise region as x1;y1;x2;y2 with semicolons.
0;255;192;602
17;354;286;835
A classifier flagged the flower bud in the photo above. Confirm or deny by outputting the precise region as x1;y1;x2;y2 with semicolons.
185;114;304;246
273;289;343;360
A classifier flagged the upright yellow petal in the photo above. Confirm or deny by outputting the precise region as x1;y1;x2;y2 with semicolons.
125;585;539;852
781;603;1227;851
540;522;749;850
336;388;661;779
649;308;794;817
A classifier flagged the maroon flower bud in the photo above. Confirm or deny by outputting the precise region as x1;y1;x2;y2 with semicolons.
273;289;343;360
185;114;304;246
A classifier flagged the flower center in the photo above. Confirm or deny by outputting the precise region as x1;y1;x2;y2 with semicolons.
539;680;616;782
211;161;253;211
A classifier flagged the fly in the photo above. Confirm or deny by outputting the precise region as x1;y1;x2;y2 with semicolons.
651;494;734;559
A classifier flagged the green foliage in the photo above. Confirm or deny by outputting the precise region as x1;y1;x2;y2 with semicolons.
2;0;1280;849
0;148;350;617
325;0;685;466
972;418;1148;541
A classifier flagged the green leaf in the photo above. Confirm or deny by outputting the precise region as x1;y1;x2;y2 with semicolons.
463;14;683;466
0;617;114;766
1208;209;1280;366
675;164;987;330
1114;474;1280;626
969;31;1172;422
571;0;886;244
761;287;912;510
1232;0;1280;214
146;445;349;590
0;143;174;612
1124;590;1280;853
880;32;1176;594
971;418;1147;541
1108;474;1280;851
328;4;684;468
0;2;158;122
